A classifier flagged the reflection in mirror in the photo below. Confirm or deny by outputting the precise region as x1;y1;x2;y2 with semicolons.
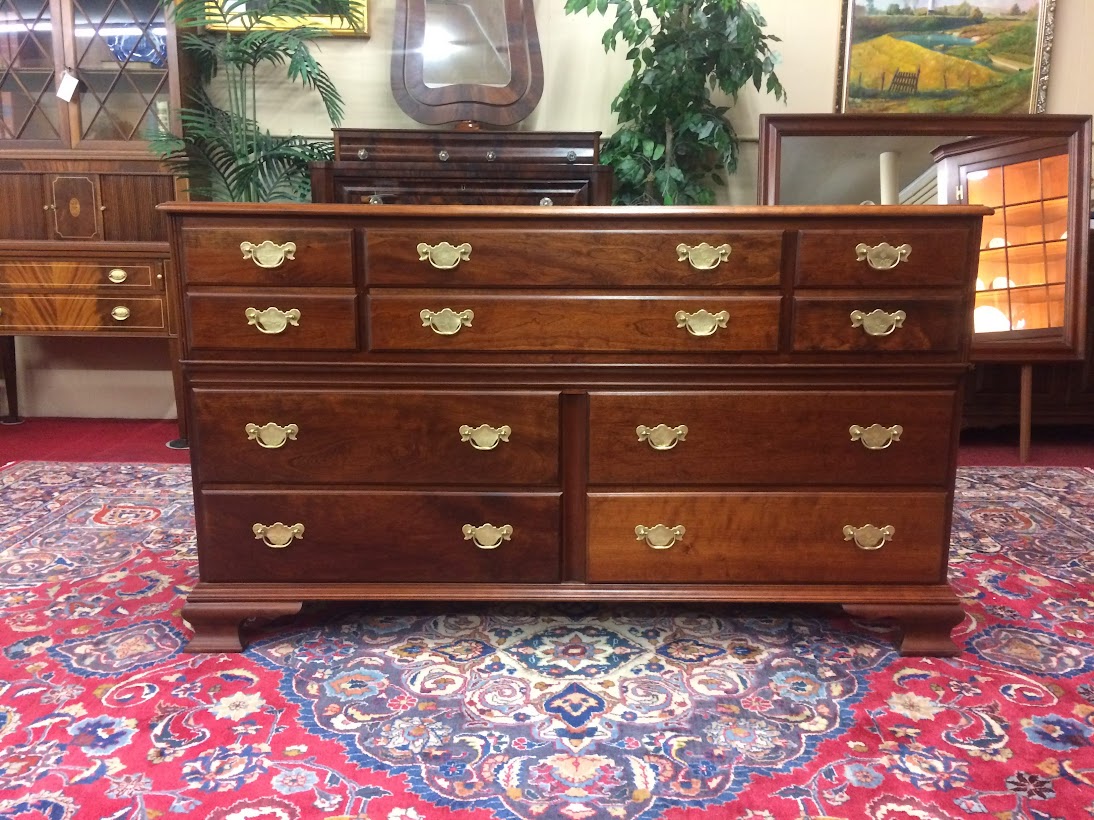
422;0;511;88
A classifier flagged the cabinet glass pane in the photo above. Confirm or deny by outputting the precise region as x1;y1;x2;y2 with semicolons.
0;0;62;140
1041;153;1069;199
966;167;1002;207
71;0;168;142
1002;159;1041;206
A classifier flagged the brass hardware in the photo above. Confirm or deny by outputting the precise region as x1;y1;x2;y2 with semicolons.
240;240;297;269
459;423;512;450
486;150;497;161
850;309;906;337
676;242;732;270
636;423;688;450
245;422;299;449
855;242;911;270
367;194;383;205
245;306;301;334
849;423;903;450
357;148;369;159
417;241;472;269
107;268;128;283
955;184;963;202
635;523;686;550
110;306;130;321
539;197;554;206
43;203;55;211
843;523;894;551
156;273;163;280
675;309;729;337
253;521;304;549
462;523;512;549
566;150;577;163
421;307;473;335
438;150;450;161
99;205;107;212
68;198;80;217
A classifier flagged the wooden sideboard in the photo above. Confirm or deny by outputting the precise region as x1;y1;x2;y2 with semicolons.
162;202;988;656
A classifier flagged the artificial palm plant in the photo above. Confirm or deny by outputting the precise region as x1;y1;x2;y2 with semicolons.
154;0;362;202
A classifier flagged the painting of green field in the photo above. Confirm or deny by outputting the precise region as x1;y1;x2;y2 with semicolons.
841;2;1043;114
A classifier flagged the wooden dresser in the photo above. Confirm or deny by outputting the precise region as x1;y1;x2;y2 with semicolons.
162;202;988;655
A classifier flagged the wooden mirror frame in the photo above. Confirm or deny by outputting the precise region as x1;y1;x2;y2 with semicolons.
390;0;544;126
757;112;1091;362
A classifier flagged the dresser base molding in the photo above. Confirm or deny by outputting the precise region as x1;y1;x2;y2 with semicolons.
181;582;964;656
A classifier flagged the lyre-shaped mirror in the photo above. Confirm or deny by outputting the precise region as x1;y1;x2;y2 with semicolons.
390;0;544;126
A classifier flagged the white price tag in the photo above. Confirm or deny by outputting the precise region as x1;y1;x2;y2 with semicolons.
56;71;79;102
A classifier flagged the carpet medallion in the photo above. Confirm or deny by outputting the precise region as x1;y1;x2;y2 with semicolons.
0;462;1092;820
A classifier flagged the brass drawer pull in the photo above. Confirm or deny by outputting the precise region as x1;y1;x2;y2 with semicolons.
850;309;905;337
843;523;894;551
856;242;911;270
635;523;686;550
107;268;128;283
417;241;472;269
676;309;729;337
111;306;131;321
676;242;731;270
246;306;300;334
253;521;304;549
462;523;512;550
460;423;511;450
636;423;688;450
849;423;903;450
421;307;473;335
245;422;299;448
240;240;297;269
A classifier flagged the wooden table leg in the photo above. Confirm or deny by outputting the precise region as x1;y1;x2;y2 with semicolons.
0;336;23;425
1019;363;1032;464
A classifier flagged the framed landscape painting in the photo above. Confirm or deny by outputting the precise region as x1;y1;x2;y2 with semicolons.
835;0;1055;114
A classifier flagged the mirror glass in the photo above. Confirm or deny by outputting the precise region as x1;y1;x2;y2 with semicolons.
422;0;511;88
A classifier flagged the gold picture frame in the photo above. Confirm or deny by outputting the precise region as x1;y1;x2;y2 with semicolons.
204;0;369;37
835;0;1054;114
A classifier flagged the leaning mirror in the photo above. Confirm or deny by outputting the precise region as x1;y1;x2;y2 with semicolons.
757;113;1091;362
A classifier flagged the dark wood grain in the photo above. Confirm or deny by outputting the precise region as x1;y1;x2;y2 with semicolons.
181;226;356;287
0;295;167;332
186;292;359;352
100;173;175;243
792;294;965;354
796;229;971;287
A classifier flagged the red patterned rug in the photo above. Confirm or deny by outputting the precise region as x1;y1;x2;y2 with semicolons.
0;462;1091;820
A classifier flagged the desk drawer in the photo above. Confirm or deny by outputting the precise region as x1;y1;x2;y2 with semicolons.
0;260;161;289
191;389;561;485
186;291;359;351
197;489;562;583
587;491;949;584
0;294;166;332
366;230;783;288
369;292;781;353
792;294;965;353
588;390;957;486
796;229;971;288
180;225;356;286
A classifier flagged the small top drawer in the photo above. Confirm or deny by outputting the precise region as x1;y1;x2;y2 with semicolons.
180;225;356;286
367;230;783;288
796;229;972;288
0;260;161;290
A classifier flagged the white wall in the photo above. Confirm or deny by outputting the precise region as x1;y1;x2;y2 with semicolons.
7;0;1093;419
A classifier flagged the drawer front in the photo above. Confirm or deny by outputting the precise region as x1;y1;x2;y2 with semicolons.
366;230;783;288
197;489;562;583
186;291;359;352
0;260;160;290
180;226;356;286
370;293;781;353
589;391;957;486
191;389;561;485
587;492;949;584
339;180;593;207
796;229;971;287
793;295;965;353
0;294;166;332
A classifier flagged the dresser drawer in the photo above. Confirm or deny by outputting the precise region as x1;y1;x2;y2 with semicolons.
197;489;562;583
366;230;783;288
0;295;166;332
186;291;359;351
796;229;971;287
340;179;595;207
369;292;781;353
0;260;161;290
180;225;356;286
587;491;949;584
589;390;957;486
792;294;965;353
191;389;560;485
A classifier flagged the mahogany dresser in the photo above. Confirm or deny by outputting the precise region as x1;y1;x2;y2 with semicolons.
162;202;988;655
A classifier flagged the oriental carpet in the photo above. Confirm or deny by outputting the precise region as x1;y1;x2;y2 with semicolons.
0;461;1091;820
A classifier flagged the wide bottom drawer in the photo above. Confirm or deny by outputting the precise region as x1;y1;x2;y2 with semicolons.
197;489;562;583
587;491;949;584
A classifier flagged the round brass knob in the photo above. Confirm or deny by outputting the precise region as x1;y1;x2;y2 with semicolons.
107;268;128;283
357;148;369;159
438;150;450;162
486;150;497;161
111;306;131;321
